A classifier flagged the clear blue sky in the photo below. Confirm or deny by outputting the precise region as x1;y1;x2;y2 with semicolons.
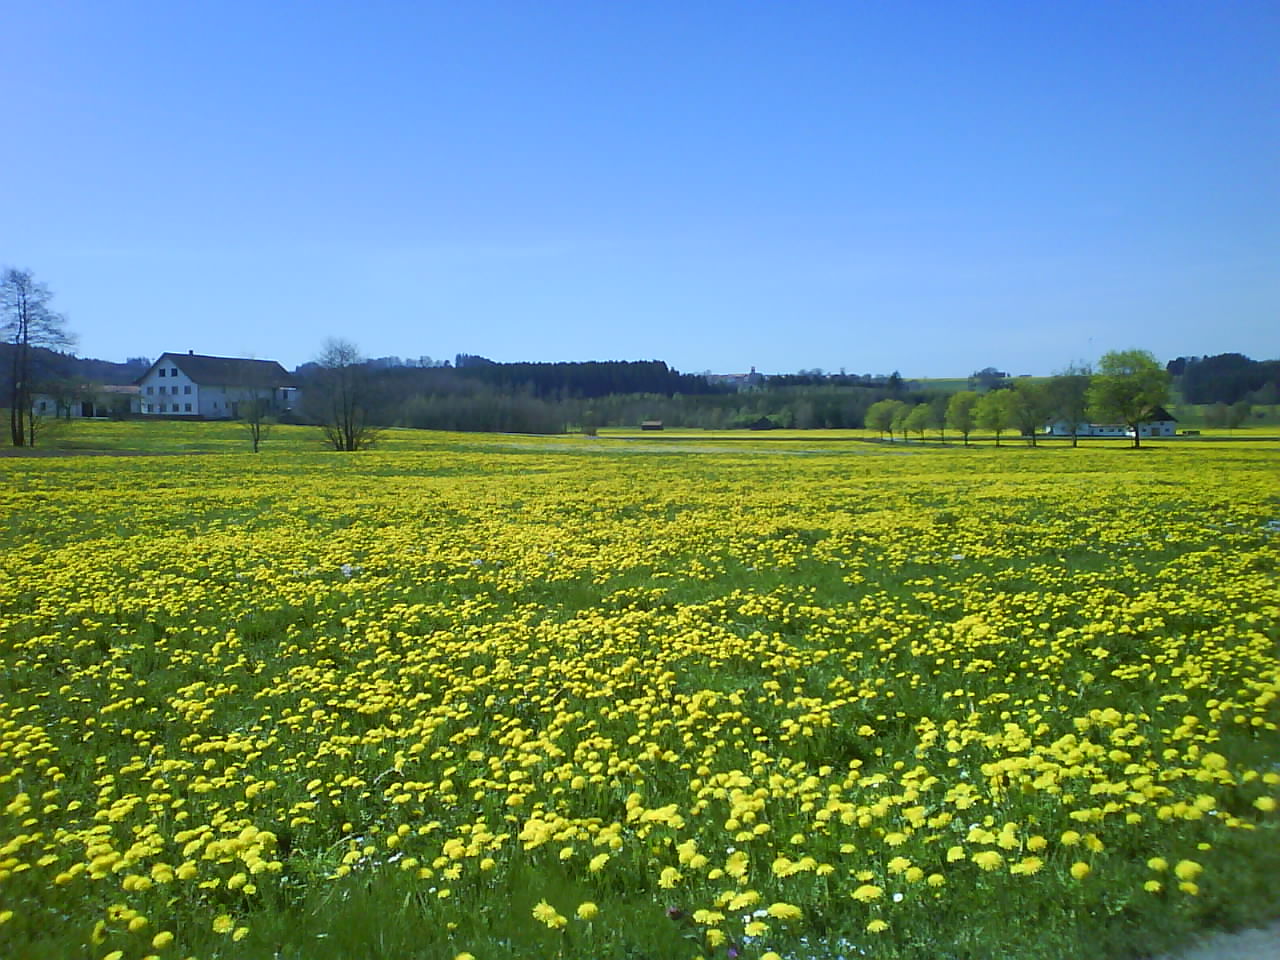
4;0;1277;375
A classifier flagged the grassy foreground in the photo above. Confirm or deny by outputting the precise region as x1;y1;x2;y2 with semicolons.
1;423;1278;960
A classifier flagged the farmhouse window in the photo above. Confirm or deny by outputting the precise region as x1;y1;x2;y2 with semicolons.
159;368;166;377
170;368;177;376
184;385;191;394
146;386;153;395
185;403;192;412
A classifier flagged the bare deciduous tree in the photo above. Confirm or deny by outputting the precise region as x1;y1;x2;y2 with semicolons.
241;396;274;453
310;338;381;451
2;268;74;446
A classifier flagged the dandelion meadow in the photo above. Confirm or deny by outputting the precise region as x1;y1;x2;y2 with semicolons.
1;426;1278;959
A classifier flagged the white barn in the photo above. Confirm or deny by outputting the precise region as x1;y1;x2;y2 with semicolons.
137;352;297;418
1045;406;1178;439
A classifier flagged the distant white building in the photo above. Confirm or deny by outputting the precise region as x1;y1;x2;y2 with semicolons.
1045;406;1178;438
706;367;765;390
137;352;297;418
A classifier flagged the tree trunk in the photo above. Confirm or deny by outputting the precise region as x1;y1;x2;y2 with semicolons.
8;343;23;447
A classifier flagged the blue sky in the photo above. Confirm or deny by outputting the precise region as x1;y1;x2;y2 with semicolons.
4;1;1276;375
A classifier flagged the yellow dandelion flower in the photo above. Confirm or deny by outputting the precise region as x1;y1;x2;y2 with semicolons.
852;884;884;902
1070;862;1091;880
867;919;889;933
212;915;234;935
152;931;175;949
766;902;802;921
532;900;567;929
576;902;598;921
1174;860;1202;881
973;850;1003;871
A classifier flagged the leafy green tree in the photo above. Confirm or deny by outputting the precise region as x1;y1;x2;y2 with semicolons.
975;389;1015;446
1045;364;1092;447
1009;380;1050;446
904;402;931;440
890;400;912;441
1087;349;1170;448
865;399;899;439
929;394;949;441
946;390;979;446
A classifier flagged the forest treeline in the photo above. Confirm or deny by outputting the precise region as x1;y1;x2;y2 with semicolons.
301;359;925;434
1168;353;1280;405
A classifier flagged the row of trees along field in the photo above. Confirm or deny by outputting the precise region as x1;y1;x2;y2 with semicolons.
866;351;1173;448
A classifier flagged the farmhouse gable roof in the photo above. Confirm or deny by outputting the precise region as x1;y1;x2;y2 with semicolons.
141;353;294;388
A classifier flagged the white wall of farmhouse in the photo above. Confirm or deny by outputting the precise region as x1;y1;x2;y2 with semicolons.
138;361;199;415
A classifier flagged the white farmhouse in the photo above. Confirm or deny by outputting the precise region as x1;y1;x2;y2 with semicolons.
137;352;296;418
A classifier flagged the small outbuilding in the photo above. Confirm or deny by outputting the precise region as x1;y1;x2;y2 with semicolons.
1044;406;1178;438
